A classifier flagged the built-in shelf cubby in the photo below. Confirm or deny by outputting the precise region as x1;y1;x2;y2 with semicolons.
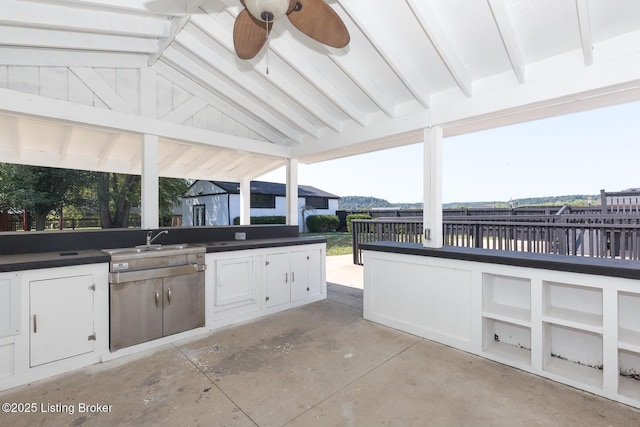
619;349;640;400
482;274;531;365
619;292;640;353
543;322;603;387
483;318;531;366
482;273;531;326
542;281;602;333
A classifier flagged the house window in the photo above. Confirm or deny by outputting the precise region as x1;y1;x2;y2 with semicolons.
251;194;275;208
306;196;328;209
193;204;205;226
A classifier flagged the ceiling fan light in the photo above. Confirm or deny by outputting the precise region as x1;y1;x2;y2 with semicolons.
244;0;290;22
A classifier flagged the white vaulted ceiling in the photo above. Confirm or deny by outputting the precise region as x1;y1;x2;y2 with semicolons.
0;0;640;180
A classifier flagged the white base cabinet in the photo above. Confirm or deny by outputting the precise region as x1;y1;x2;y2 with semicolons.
0;264;108;392
207;243;326;328
364;250;640;409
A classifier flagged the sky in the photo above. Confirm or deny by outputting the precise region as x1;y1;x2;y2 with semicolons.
258;100;640;204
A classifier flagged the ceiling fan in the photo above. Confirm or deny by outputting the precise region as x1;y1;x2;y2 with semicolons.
233;0;350;60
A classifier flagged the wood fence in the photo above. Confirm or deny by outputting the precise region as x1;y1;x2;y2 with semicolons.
351;216;640;265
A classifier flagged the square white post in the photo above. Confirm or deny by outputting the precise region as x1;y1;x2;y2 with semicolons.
423;126;443;248
286;159;299;230
239;177;251;225
141;134;159;229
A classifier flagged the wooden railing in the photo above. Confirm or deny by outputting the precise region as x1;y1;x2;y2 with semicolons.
351;216;640;265
352;218;423;265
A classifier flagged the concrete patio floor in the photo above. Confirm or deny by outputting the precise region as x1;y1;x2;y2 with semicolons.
1;258;640;426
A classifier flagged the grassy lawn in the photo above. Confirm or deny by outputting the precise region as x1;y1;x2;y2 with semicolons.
302;232;352;256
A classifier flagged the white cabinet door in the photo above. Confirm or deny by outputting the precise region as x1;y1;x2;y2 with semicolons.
291;249;323;301
0;273;20;338
215;257;255;307
30;275;95;367
290;251;310;302
306;249;323;297
265;253;290;307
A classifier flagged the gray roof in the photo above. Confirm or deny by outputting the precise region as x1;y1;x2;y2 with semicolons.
208;181;339;199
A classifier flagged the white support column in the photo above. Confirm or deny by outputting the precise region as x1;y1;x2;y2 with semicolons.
141;134;159;229
286;159;299;230
423;126;443;248
239;177;251;225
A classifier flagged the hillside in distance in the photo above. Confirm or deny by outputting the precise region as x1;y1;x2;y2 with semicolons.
339;194;599;210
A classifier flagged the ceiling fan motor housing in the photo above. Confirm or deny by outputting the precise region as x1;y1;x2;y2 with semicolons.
244;0;291;22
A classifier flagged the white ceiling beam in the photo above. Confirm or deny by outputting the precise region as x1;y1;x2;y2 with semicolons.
215;155;247;176
324;4;396;117
54;0;176;16
0;26;158;53
70;67;136;114
0;0;169;38
185;149;216;171
153;61;288;145
10;117;22;162
159;144;192;172
267;32;369;126
190;11;344;133
293;109;430;163
97;133;120;167
206;152;237;175
161;97;208;124
487;0;526;84
0;87;291;158
149;0;204;65
227;157;273;178
0;47;147;68
576;0;594;66
406;0;473;98
337;0;431;108
242;158;285;179
161;46;304;143
176;27;320;138
59;126;74;163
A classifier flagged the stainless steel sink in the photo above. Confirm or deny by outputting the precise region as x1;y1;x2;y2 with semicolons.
102;244;192;256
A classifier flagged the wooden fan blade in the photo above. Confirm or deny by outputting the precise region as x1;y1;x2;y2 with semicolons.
233;8;272;59
287;0;350;48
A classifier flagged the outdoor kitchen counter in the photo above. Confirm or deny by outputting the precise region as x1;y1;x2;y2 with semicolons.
201;236;326;252
0;236;326;273
360;241;640;280
0;249;109;273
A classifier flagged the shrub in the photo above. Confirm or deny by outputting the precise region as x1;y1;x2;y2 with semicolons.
306;215;340;233
346;214;372;233
233;216;286;225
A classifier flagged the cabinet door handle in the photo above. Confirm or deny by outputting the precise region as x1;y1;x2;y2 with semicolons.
155;289;160;307
33;315;37;333
167;287;172;305
285;272;288;283
291;272;295;282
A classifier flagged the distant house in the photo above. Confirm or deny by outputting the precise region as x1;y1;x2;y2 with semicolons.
181;180;339;231
601;188;640;213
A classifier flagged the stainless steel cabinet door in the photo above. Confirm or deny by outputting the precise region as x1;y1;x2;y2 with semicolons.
162;272;205;337
110;278;163;350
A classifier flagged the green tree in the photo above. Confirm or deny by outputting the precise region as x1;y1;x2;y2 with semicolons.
0;164;91;230
94;172;188;228
94;172;140;228
159;177;189;226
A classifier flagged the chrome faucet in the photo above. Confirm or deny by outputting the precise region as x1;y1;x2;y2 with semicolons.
146;230;168;245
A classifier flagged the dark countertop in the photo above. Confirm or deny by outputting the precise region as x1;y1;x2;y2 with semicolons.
360;241;640;280
0;236;327;273
0;249;110;273
202;236;326;253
